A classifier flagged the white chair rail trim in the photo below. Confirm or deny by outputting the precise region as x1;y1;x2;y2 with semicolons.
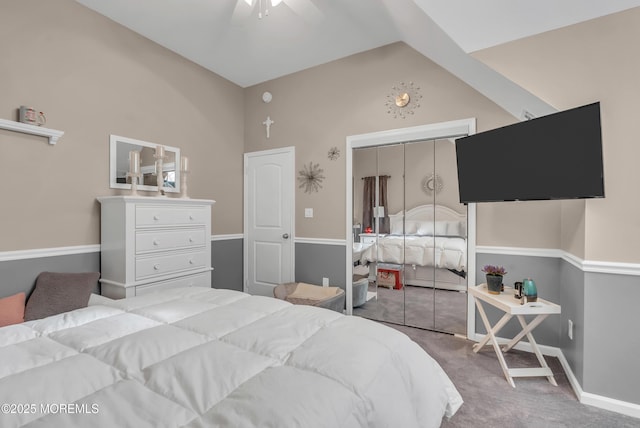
0;235;245;262
0;245;101;262
477;245;640;277
295;237;346;246
211;233;244;241
3;242;639;277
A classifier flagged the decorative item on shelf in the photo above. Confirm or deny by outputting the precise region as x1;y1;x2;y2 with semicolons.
297;161;325;193
522;278;538;303
19;106;46;126
514;281;523;299
154;145;167;196
327;146;340;161
422;173;443;195
180;156;190;199
385;81;422;119
482;265;507;295
126;150;142;196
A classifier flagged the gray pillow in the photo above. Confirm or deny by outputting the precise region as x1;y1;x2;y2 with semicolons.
24;272;100;321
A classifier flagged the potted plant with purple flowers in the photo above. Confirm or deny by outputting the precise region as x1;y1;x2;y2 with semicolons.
482;265;507;295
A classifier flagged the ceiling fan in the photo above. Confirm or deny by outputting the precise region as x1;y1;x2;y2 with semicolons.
244;0;283;19
232;0;323;23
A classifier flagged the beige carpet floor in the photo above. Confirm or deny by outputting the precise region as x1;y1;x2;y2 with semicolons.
384;323;639;428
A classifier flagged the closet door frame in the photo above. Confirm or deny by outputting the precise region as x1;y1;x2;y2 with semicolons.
346;118;476;338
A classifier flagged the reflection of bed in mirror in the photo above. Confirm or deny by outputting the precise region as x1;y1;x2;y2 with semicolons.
358;204;467;291
352;241;373;262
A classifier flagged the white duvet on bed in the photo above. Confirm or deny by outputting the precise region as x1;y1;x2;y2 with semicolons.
0;287;462;428
359;235;467;271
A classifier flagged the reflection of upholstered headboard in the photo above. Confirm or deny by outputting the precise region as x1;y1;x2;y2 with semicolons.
388;204;467;236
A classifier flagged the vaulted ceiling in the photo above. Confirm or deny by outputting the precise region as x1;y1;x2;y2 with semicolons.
75;0;640;118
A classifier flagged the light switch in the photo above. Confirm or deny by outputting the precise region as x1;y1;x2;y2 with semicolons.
304;208;313;218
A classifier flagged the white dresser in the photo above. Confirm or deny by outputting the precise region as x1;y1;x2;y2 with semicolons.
97;196;215;299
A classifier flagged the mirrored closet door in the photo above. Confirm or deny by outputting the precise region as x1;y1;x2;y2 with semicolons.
351;138;468;336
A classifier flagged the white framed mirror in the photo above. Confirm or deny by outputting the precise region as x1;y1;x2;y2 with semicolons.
109;134;180;193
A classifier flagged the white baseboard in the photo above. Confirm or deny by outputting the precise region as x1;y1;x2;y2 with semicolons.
580;392;640;419
472;333;640;419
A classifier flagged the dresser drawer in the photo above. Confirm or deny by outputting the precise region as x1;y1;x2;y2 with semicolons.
136;205;208;228
135;250;209;280
135;272;210;296
136;227;206;254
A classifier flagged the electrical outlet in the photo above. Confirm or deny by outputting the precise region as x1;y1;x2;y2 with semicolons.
322;277;329;287
305;208;313;218
568;319;574;340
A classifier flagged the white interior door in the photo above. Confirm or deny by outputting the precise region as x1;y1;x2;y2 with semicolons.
244;147;295;296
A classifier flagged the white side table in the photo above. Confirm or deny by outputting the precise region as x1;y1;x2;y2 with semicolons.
359;233;385;244
469;284;561;387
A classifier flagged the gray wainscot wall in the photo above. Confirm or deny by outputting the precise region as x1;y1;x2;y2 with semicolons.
211;237;243;291
295;241;347;289
0;251;102;297
477;250;640;410
475;253;563;347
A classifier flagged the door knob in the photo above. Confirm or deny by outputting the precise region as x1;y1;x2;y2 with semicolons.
282;233;289;239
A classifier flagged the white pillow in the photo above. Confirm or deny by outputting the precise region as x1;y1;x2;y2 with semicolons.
403;221;414;234
417;222;434;235
414;220;466;236
434;221;449;235
390;221;404;234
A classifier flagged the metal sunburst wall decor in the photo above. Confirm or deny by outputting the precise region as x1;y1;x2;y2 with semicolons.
327;146;340;161
385;81;422;119
298;162;325;193
422;173;444;195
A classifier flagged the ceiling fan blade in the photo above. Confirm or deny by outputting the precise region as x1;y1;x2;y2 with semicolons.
284;0;324;24
231;0;253;25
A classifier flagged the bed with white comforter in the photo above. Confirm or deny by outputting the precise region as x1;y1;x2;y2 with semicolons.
0;287;462;427
358;235;466;272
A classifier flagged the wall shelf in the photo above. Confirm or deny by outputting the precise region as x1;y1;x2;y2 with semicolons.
0;118;64;145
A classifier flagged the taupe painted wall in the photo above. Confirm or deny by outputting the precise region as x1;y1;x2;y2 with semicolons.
473;7;640;263
3;1;633;266
0;0;244;251
244;42;562;247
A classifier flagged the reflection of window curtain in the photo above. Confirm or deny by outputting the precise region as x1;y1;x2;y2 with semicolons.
362;176;390;233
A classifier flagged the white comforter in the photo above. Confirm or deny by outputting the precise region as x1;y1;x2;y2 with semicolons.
359;235;467;271
0;287;462;428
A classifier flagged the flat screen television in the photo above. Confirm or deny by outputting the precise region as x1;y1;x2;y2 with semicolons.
455;102;604;203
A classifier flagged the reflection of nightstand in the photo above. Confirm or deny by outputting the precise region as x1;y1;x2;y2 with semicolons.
359;233;385;244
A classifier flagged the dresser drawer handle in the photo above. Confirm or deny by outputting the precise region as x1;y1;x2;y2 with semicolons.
153;264;160;271
189;259;195;265
188;237;194;243
153;240;160;246
153;215;160;221
189;215;195;221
